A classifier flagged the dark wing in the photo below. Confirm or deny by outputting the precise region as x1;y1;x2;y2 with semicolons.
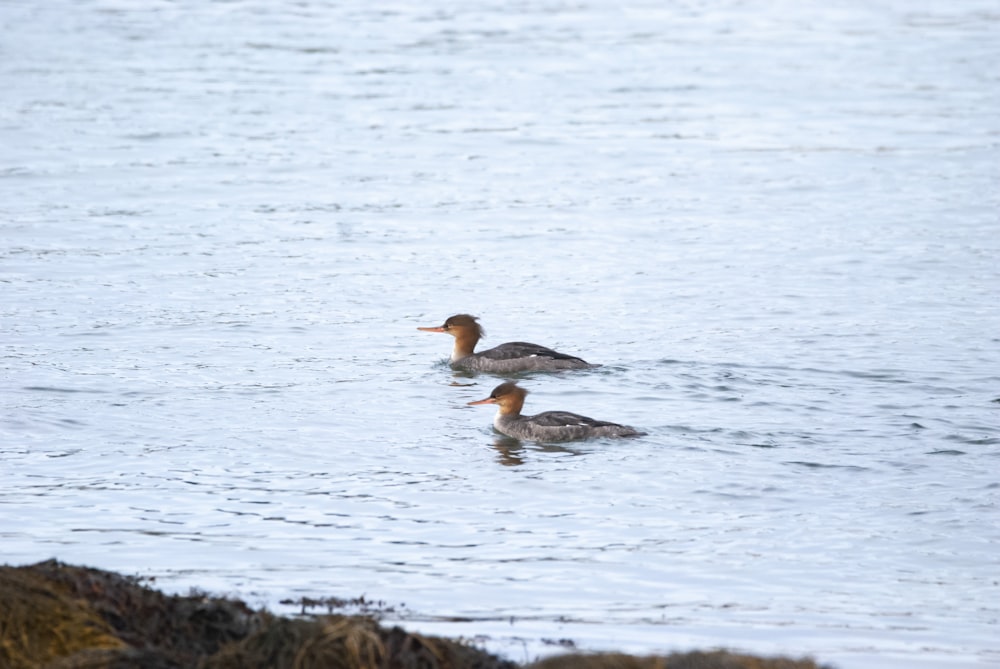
478;341;588;363
528;411;622;429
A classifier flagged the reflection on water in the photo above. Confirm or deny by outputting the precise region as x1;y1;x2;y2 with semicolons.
492;437;526;467
491;437;586;467
2;1;999;668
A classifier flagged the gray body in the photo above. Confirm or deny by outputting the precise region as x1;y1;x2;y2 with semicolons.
494;410;644;442
453;342;596;373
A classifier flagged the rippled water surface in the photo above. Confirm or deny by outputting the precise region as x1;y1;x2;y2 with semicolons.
2;1;999;667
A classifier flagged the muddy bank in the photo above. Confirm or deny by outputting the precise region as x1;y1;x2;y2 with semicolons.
0;560;830;669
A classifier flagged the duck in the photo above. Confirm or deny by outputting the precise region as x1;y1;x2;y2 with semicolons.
417;314;596;373
467;381;645;441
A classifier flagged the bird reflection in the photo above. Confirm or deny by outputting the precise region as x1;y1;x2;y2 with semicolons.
492;436;525;466
491;436;586;466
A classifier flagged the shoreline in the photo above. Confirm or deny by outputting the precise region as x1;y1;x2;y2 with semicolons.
1;559;830;669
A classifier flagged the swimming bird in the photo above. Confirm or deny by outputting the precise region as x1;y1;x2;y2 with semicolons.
467;381;645;441
417;314;596;373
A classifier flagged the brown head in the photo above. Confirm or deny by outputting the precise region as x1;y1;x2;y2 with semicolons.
467;381;528;416
417;314;485;359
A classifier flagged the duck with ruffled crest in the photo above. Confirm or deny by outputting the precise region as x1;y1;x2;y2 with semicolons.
417;314;597;373
467;381;645;441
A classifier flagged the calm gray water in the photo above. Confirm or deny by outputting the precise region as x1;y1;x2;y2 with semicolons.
2;1;999;667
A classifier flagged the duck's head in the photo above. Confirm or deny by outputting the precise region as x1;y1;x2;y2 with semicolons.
417;314;485;359
468;381;527;415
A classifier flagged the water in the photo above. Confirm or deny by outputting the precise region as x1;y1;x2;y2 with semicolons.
2;1;999;667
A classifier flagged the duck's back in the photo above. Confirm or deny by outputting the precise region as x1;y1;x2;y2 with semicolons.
457;342;594;372
497;410;643;441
